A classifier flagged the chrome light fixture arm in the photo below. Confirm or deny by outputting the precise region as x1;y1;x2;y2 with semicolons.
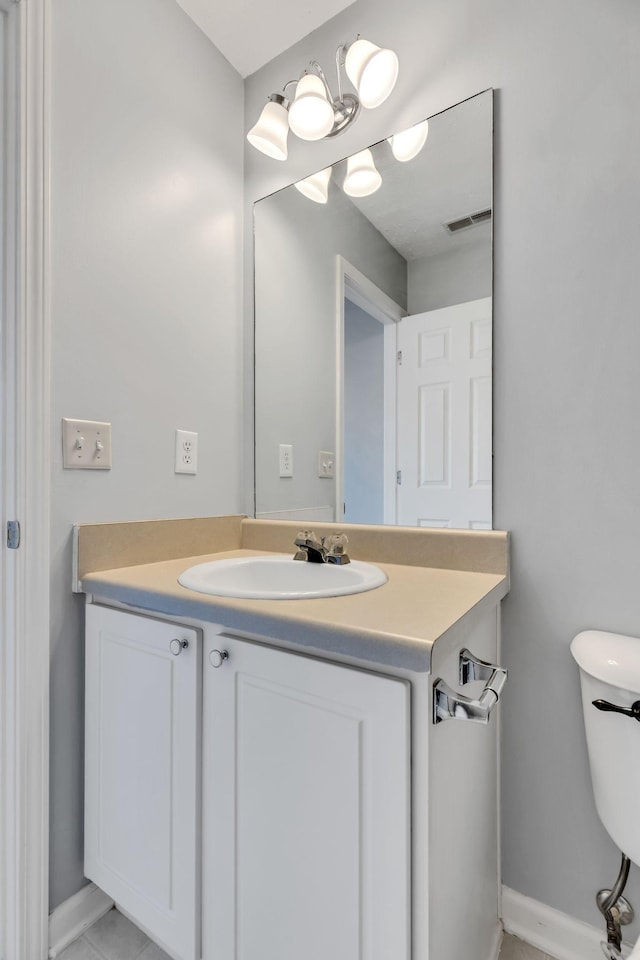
307;54;361;139
266;91;289;109
308;60;334;102
335;43;347;104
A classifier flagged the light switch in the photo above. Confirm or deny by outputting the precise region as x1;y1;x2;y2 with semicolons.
62;419;112;469
318;450;334;478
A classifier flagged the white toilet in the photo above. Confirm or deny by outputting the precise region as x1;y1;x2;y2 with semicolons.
572;630;640;959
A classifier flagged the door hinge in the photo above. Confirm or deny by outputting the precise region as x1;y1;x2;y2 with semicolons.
396;470;402;485
7;520;20;549
397;350;403;365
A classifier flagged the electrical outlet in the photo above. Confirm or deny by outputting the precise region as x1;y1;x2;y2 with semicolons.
62;419;112;469
318;450;335;478
279;444;293;477
175;429;198;475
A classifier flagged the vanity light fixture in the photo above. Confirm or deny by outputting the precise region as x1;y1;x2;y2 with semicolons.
344;38;399;109
343;148;382;197
246;94;290;160
288;74;335;141
388;119;429;162
294;166;332;204
247;37;399;161
293;116;431;205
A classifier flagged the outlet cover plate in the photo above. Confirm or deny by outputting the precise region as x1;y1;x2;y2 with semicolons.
175;429;198;475
62;419;112;469
279;443;293;478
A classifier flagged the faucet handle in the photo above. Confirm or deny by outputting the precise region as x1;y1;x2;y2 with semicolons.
293;530;324;561
324;533;350;564
325;532;348;550
294;529;320;547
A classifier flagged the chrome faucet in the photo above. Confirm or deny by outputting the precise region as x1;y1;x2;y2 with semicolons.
293;531;350;565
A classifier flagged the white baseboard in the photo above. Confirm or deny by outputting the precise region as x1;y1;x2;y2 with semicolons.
502;885;635;960
51;882;625;960
48;882;114;958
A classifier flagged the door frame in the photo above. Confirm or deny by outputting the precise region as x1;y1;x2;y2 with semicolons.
335;256;404;524
1;0;51;957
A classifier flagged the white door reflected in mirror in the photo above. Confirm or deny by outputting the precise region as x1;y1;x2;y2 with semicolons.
395;298;492;530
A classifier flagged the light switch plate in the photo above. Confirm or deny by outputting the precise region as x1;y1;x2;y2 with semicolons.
318;450;335;478
175;429;198;475
62;419;112;469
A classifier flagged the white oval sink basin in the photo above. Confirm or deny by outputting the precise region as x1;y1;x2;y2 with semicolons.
178;555;387;600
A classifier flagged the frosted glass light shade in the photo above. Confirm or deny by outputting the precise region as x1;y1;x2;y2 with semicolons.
247;99;289;160
288;75;335;141
294;166;332;204
343;149;381;197
345;39;399;109
388;119;429;162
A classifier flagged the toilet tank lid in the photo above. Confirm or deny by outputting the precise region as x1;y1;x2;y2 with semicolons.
571;630;640;693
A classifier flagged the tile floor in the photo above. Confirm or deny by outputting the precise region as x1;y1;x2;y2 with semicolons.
57;909;170;960
500;932;556;960
57;907;556;960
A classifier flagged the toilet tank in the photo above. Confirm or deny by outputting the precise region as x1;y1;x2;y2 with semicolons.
571;630;640;865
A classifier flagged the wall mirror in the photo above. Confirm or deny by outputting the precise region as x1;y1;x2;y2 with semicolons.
254;89;493;529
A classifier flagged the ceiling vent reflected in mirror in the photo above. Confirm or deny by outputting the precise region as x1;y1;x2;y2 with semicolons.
444;208;492;234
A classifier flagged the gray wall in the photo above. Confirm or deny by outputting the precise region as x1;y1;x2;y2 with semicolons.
408;237;491;314
254;181;405;517
50;0;244;909
245;0;640;936
344;301;384;525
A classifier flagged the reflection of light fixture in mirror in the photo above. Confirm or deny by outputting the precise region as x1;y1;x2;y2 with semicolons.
288;74;335;141
246;94;290;161
247;37;399;161
388;119;429;162
343;149;382;197
294;166;332;204
344;39;399;109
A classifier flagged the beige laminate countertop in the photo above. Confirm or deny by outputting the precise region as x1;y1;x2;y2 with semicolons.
81;547;508;673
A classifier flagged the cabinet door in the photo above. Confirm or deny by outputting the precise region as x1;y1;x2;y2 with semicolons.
203;633;410;960
85;604;200;960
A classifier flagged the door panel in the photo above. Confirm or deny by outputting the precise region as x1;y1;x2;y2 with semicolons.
203;633;410;960
85;605;200;960
397;298;492;528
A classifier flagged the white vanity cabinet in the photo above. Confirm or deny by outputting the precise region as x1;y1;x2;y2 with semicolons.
202;632;410;960
84;605;201;960
83;595;504;960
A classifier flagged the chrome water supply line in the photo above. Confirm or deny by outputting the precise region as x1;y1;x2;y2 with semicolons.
597;852;634;959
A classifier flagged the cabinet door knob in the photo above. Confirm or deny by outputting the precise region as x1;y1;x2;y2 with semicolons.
170;638;189;656
209;649;229;668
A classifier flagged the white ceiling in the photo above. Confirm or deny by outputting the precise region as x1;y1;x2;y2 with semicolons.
175;0;357;78
346;92;493;261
